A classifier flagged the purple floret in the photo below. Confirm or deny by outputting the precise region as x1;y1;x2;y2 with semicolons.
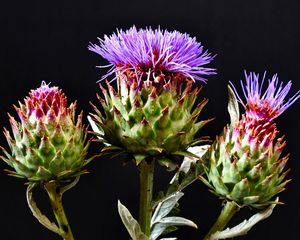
89;26;216;83
230;71;300;120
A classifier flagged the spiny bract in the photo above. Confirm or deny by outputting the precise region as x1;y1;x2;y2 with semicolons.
89;76;212;166
201;117;289;208
1;82;91;182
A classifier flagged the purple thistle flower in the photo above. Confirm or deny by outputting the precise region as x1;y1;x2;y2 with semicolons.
88;26;216;85
231;71;300;120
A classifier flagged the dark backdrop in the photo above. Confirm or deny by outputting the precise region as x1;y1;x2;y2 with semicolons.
0;0;299;239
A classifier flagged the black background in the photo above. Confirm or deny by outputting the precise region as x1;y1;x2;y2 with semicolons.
0;0;299;239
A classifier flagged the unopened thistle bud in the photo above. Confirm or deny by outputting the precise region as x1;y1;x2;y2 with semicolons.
1;82;91;182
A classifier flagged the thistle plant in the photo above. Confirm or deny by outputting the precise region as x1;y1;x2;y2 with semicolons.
1;82;92;240
200;72;299;239
0;25;298;240
88;26;215;238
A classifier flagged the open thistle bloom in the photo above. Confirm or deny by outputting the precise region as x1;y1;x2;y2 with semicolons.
1;82;91;182
201;72;299;208
89;26;215;89
89;26;215;166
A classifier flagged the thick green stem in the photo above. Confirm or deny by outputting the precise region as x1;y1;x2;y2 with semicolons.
139;160;154;236
44;181;75;240
204;201;240;240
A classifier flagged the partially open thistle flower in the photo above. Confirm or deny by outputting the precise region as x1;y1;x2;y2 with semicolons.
1;82;91;182
232;71;300;121
201;72;299;207
89;26;215;166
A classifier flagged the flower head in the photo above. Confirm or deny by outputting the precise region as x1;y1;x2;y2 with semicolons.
89;26;215;86
231;71;299;120
200;76;295;207
202;121;289;208
1;82;91;182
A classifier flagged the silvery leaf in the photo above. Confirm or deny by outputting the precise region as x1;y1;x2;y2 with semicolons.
151;217;197;240
153;145;209;208
211;198;279;240
151;192;184;225
26;184;63;236
118;200;149;240
158;217;197;228
170;145;210;184
227;85;240;127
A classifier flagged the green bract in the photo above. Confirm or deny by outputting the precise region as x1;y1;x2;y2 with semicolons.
200;88;290;208
201;125;289;208
89;77;211;166
1;82;91;182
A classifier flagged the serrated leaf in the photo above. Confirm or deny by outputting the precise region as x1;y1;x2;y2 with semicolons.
210;198;279;240
227;85;240;127
118;200;149;240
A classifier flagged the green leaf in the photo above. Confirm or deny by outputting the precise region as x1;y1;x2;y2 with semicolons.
117;200;149;240
227;85;240;127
